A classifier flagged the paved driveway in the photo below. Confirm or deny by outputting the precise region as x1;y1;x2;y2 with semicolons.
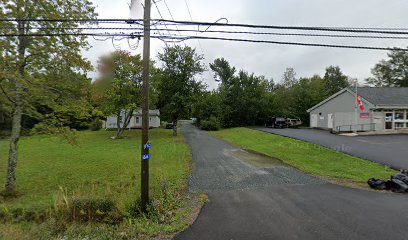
255;127;408;170
175;123;408;240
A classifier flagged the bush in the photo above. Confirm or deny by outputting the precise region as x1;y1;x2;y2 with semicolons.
69;197;121;223
199;117;220;131
89;118;103;131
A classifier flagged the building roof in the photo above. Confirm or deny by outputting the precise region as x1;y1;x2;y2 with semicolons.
133;109;160;116
351;87;408;106
307;87;408;112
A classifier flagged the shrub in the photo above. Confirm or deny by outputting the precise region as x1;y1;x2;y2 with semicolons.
199;117;220;131
89;118;103;131
69;197;121;223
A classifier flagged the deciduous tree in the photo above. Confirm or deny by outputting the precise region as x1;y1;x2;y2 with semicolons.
0;0;96;193
96;51;144;138
323;66;350;95
157;45;206;136
366;49;408;87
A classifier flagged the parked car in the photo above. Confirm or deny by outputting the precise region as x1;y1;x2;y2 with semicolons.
165;122;174;129
265;117;288;128
286;118;302;128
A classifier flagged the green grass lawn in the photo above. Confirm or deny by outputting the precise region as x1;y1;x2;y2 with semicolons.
0;129;190;212
209;128;396;183
0;128;200;240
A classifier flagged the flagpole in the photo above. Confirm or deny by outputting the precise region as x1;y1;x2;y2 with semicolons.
354;81;358;133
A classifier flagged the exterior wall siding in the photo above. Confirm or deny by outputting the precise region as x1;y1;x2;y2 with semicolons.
105;111;160;129
309;90;373;130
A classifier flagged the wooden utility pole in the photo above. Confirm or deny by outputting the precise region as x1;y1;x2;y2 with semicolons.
141;0;151;212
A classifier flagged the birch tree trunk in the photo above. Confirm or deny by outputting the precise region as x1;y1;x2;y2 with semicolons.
172;120;177;136
116;110;133;138
115;110;121;138
5;80;23;193
5;19;26;193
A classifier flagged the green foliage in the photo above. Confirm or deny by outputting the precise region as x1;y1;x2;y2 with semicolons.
95;51;143;115
209;58;236;84
192;91;221;125
207;58;275;127
30;119;78;145
289;75;328;123
199;117;221;131
1;0;97;192
89;118;103;131
0;0;97;122
157;45;206;125
210;128;397;183
323;66;350;95
199;58;353;127
281;67;298;88
95;51;146;138
366;49;408;87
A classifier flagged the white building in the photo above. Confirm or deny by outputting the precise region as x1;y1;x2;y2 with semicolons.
307;87;408;132
104;109;160;129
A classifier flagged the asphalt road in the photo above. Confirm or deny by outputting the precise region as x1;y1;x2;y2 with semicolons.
175;123;408;240
255;127;408;170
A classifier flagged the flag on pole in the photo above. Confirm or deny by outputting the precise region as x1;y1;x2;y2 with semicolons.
356;95;365;111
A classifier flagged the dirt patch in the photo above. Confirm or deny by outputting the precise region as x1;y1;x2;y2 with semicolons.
224;149;286;168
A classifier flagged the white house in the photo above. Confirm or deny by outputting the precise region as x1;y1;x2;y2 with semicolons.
307;87;408;132
104;109;160;129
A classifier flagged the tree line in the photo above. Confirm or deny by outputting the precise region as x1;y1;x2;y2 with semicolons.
1;0;408;194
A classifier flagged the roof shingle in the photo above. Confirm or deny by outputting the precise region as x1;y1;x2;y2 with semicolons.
352;87;408;106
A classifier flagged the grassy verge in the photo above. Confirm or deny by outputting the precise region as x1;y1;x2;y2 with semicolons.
0;128;203;239
209;128;396;183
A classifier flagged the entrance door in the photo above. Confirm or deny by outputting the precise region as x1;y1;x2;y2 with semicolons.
327;113;333;129
311;114;317;128
385;112;393;130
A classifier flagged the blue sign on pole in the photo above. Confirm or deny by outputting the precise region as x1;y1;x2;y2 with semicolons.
143;143;152;149
142;154;151;161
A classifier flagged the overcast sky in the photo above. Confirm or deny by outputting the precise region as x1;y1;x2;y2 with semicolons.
85;0;408;89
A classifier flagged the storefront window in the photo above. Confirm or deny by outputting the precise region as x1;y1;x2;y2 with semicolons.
395;112;404;120
385;113;393;122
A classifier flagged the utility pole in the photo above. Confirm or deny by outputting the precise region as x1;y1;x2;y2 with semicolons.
354;82;358;133
141;0;151;212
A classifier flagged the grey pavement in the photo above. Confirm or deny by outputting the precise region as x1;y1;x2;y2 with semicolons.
175;123;408;240
255;127;408;170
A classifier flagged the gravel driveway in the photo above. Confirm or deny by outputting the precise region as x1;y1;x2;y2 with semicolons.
184;123;323;192
175;123;408;240
255;127;408;170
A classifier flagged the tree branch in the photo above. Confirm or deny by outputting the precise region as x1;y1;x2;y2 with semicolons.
0;84;15;104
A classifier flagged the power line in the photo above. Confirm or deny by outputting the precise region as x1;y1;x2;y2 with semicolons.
162;0;186;46
183;0;204;54
156;19;408;35
1;32;406;51
152;0;173;41
4;18;408;35
158;35;407;51
3;26;408;40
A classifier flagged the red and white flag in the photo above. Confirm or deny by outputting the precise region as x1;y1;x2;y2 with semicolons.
356;95;365;111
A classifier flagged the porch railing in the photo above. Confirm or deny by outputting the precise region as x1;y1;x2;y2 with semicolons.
335;123;376;133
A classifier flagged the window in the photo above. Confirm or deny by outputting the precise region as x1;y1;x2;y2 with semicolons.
136;117;140;124
395;112;404;120
395;122;405;129
385;113;393;122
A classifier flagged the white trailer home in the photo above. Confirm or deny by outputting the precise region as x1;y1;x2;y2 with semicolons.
104;109;160;129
